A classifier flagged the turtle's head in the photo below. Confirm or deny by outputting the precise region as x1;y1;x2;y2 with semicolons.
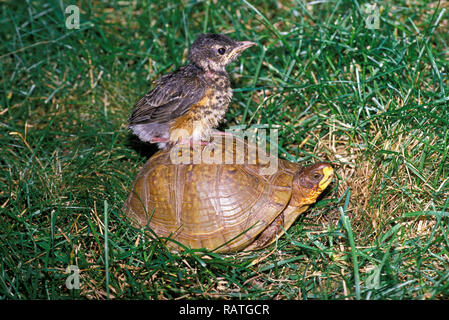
291;162;333;207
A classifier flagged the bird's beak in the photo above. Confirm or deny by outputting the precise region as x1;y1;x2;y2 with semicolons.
233;41;256;54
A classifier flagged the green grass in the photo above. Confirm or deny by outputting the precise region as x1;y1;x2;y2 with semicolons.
1;0;448;299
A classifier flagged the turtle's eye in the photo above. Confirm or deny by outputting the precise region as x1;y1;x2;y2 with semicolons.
217;47;226;55
312;172;322;181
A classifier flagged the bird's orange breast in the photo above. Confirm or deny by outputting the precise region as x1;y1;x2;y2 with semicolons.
169;82;232;143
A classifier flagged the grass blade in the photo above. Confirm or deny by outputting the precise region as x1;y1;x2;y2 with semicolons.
104;200;110;299
339;189;361;300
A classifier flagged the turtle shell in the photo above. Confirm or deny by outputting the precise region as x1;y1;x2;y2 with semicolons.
123;139;301;252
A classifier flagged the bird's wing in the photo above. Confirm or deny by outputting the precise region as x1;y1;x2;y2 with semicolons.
128;66;205;126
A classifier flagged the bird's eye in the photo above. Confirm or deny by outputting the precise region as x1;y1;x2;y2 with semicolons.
217;47;226;55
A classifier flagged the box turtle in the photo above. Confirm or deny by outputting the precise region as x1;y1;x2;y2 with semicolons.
123;139;333;252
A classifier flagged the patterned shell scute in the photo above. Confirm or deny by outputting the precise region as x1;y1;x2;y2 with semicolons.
178;164;267;250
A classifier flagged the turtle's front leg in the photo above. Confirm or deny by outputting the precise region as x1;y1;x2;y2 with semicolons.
245;213;284;251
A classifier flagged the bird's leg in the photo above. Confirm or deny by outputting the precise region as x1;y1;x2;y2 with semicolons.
177;138;210;146
211;130;233;137
211;130;250;145
149;137;169;143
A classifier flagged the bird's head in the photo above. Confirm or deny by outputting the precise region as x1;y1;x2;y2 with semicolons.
188;33;255;72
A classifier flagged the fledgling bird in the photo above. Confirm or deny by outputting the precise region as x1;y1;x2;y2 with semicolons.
128;33;255;148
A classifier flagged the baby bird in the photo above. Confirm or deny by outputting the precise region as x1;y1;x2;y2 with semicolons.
128;33;255;148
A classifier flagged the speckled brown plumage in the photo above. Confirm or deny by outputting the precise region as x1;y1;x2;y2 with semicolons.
128;34;255;148
122;139;334;252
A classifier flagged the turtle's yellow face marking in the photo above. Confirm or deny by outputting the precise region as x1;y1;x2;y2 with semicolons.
291;163;334;206
318;165;334;192
310;164;334;202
